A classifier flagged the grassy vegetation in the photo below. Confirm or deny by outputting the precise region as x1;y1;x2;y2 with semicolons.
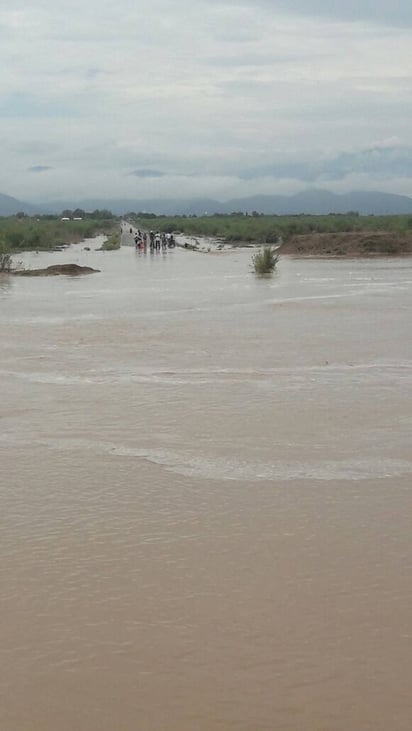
252;246;279;275
2;211;412;262
0;240;13;272
128;212;412;245
0;216;117;254
100;233;121;250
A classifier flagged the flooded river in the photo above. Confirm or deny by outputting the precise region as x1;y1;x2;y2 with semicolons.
1;237;411;730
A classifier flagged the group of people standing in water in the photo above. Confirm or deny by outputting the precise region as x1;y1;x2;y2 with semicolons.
133;228;176;251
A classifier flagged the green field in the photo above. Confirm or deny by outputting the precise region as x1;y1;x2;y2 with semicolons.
129;212;412;244
0;216;117;254
2;213;412;259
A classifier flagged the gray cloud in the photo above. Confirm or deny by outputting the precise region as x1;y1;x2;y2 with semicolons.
205;51;325;68
84;67;111;79
1;0;412;202
240;146;412;182
0;92;79;119
223;0;412;27
129;169;166;178
322;146;412;180
27;165;53;173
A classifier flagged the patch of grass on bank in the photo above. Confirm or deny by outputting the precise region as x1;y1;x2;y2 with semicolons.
100;233;121;250
252;246;279;275
0;217;118;253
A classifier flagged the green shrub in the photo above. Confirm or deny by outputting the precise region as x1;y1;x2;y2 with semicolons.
252;245;279;275
0;240;13;272
101;233;120;250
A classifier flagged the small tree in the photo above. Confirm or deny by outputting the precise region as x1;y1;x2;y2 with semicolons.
252;245;279;275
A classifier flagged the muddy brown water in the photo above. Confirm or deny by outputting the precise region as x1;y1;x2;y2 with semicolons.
1;237;411;730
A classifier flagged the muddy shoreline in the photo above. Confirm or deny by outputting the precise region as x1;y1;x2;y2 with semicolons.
278;230;412;257
12;263;100;276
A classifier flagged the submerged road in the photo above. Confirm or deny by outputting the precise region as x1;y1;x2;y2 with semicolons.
120;221;139;247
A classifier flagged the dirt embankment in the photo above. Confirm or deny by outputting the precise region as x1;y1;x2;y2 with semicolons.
13;264;100;277
278;231;412;257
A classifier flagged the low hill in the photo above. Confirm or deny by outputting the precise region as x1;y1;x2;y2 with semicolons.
0;192;41;216
39;190;412;216
225;190;412;215
3;189;412;217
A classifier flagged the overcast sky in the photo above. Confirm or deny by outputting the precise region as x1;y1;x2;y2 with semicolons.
1;0;412;202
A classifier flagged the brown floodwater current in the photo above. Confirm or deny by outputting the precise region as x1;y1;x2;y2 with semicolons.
1;235;411;730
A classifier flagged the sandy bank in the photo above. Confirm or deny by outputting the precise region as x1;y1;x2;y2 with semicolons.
278;230;412;257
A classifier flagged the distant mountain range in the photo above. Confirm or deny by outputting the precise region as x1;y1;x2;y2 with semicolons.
2;189;412;217
0;192;40;216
